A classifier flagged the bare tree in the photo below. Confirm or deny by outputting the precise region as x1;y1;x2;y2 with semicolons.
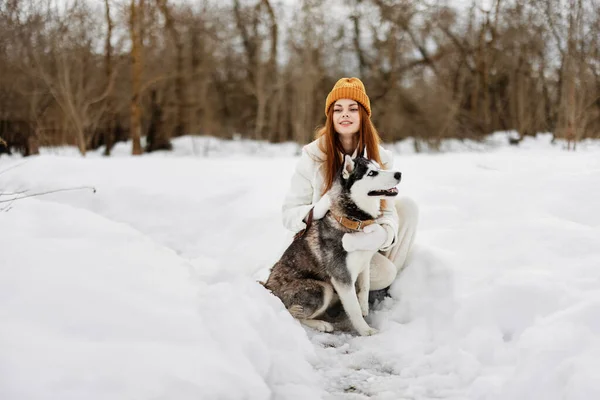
129;0;144;155
103;0;115;156
156;0;183;146
0;0;598;154
20;1;115;155
233;0;279;141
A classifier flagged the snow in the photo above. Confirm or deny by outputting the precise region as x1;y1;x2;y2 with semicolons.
1;132;600;399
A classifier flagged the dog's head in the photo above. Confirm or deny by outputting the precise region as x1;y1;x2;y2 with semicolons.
341;155;401;197
332;155;402;218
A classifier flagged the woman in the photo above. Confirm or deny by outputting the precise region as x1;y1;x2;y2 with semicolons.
282;77;419;294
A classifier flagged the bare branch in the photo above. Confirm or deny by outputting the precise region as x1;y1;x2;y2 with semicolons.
0;186;97;204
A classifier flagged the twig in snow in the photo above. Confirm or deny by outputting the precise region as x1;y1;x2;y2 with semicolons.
0;189;29;196
0;160;30;177
0;186;97;204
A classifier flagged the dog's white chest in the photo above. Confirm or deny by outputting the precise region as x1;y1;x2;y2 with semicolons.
345;251;374;280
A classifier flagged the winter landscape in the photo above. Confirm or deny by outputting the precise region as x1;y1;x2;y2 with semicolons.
1;133;599;399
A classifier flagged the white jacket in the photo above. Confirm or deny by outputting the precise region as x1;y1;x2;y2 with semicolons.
281;138;399;252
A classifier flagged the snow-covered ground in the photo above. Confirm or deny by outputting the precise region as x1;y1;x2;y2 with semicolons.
1;132;599;399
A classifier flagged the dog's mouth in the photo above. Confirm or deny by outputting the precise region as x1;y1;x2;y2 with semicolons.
368;187;399;197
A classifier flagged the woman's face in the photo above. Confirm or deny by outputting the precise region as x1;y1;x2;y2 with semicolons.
332;99;360;138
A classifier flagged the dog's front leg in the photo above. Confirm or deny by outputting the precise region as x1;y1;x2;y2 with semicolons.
331;278;377;336
356;264;370;317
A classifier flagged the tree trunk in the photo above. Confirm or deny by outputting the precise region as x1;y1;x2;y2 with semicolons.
157;0;184;140
130;0;143;155
25;129;40;156
104;0;114;156
145;90;172;152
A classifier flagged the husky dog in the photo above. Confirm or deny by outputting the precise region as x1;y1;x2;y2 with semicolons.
264;155;401;336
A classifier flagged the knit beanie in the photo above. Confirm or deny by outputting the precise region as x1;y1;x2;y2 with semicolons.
324;77;371;117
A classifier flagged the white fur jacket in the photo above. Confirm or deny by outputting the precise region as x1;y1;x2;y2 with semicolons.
281;138;399;252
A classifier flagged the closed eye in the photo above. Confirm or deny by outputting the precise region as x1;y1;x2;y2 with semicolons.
367;170;378;177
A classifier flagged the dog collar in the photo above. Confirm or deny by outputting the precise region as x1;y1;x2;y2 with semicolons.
329;211;376;231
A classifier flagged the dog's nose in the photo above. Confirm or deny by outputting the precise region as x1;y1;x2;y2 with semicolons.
394;172;402;181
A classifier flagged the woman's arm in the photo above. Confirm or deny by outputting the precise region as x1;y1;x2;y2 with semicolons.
377;201;399;251
377;147;399;251
281;147;316;233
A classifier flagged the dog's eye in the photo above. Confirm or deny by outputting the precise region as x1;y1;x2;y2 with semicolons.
367;171;378;177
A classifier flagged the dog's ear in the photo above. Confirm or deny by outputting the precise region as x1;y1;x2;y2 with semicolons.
342;155;354;179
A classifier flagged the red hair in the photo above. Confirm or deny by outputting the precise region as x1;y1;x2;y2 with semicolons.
316;104;384;196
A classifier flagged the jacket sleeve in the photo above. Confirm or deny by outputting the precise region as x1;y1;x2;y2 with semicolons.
377;148;399;251
281;147;316;233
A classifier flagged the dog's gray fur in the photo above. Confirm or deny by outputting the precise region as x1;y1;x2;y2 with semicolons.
265;155;401;335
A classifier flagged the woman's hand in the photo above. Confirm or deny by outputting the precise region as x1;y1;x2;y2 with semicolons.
342;223;387;252
312;193;331;220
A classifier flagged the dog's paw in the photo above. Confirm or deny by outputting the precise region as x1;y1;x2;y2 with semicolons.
358;327;378;336
361;307;369;318
289;305;306;319
313;320;334;333
359;296;369;317
301;319;334;333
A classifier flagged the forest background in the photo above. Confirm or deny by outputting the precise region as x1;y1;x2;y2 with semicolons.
1;0;599;156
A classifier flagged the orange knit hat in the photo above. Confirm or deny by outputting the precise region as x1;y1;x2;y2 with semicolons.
324;77;371;117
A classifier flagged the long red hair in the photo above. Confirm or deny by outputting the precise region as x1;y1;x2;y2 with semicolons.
316;104;384;195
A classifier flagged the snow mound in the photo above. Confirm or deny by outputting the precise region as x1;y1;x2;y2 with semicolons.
0;200;323;400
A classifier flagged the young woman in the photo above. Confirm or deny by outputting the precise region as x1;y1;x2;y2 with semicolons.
282;77;419;293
